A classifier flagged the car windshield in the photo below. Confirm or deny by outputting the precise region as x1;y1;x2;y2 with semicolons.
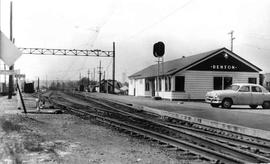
225;85;240;91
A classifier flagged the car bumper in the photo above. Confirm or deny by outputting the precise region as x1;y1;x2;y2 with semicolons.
205;98;222;104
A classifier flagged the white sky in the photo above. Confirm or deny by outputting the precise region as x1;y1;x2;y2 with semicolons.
1;0;270;82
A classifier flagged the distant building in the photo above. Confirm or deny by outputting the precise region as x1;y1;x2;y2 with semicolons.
122;72;127;83
96;79;122;94
0;82;7;95
128;47;262;100
263;73;270;91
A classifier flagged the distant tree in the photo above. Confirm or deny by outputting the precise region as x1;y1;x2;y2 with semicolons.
65;81;75;89
122;82;129;87
89;80;97;86
78;77;89;86
49;81;57;90
61;82;66;90
78;77;98;87
56;81;61;89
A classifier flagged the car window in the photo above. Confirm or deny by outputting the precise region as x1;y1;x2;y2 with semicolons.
225;85;240;91
251;86;262;92
239;86;250;92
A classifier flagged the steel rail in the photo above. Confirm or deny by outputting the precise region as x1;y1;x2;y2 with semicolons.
80;92;270;149
49;94;270;163
51;100;247;164
56;92;270;162
165;121;270;153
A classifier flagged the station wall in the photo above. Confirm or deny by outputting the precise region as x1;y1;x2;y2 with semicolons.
129;71;259;100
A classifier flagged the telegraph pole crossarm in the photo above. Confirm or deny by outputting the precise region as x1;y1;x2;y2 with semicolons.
228;30;236;52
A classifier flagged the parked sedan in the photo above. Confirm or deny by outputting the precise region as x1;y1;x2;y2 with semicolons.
205;83;270;109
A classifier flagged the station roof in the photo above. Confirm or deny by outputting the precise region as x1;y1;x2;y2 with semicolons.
129;47;262;79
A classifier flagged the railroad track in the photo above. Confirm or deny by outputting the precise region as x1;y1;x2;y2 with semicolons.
44;91;270;163
65;91;270;151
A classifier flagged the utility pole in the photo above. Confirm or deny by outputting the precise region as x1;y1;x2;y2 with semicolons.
112;42;115;94
228;30;235;52
93;68;95;82
79;72;81;85
4;64;6;90
157;57;160;97
8;1;14;99
87;69;90;87
0;0;2;90
98;61;102;92
46;75;48;88
37;77;39;91
103;71;107;93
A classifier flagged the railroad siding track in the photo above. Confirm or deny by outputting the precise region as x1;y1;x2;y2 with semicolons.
51;100;246;164
63;91;270;152
44;91;270;163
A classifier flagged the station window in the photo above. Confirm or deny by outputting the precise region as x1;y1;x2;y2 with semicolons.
156;77;162;91
214;76;232;90
214;77;222;90
175;76;185;92
248;78;257;84
224;77;232;89
168;77;171;91
145;79;150;91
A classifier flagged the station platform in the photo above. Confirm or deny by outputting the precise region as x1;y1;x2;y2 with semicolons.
85;92;270;139
0;94;59;114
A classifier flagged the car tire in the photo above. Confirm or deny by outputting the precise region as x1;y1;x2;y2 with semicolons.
262;101;270;109
211;104;220;108
249;105;258;109
222;99;232;109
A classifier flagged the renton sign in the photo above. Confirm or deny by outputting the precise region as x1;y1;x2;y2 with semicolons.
210;65;238;70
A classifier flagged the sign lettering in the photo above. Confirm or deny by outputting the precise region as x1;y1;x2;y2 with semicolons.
210;65;237;70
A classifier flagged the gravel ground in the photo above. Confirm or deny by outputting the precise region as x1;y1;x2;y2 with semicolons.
0;95;200;164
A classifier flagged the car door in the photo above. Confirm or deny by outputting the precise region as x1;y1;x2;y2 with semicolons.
251;86;264;105
236;85;252;105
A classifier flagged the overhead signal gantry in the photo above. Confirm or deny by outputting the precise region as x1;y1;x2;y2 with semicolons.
18;42;116;93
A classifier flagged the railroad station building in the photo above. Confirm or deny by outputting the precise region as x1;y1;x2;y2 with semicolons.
128;47;262;100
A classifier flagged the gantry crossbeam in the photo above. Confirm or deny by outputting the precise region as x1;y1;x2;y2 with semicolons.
18;48;113;57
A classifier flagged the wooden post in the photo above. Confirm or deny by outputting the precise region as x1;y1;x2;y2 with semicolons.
8;1;14;99
98;60;102;92
17;83;27;113
112;42;115;94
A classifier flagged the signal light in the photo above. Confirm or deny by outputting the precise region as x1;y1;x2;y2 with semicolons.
153;42;165;57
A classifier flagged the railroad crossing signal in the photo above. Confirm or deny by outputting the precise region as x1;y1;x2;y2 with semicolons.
0;31;22;66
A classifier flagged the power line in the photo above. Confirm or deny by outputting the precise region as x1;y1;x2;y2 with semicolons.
240;43;270;51
245;32;270;40
127;0;194;40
